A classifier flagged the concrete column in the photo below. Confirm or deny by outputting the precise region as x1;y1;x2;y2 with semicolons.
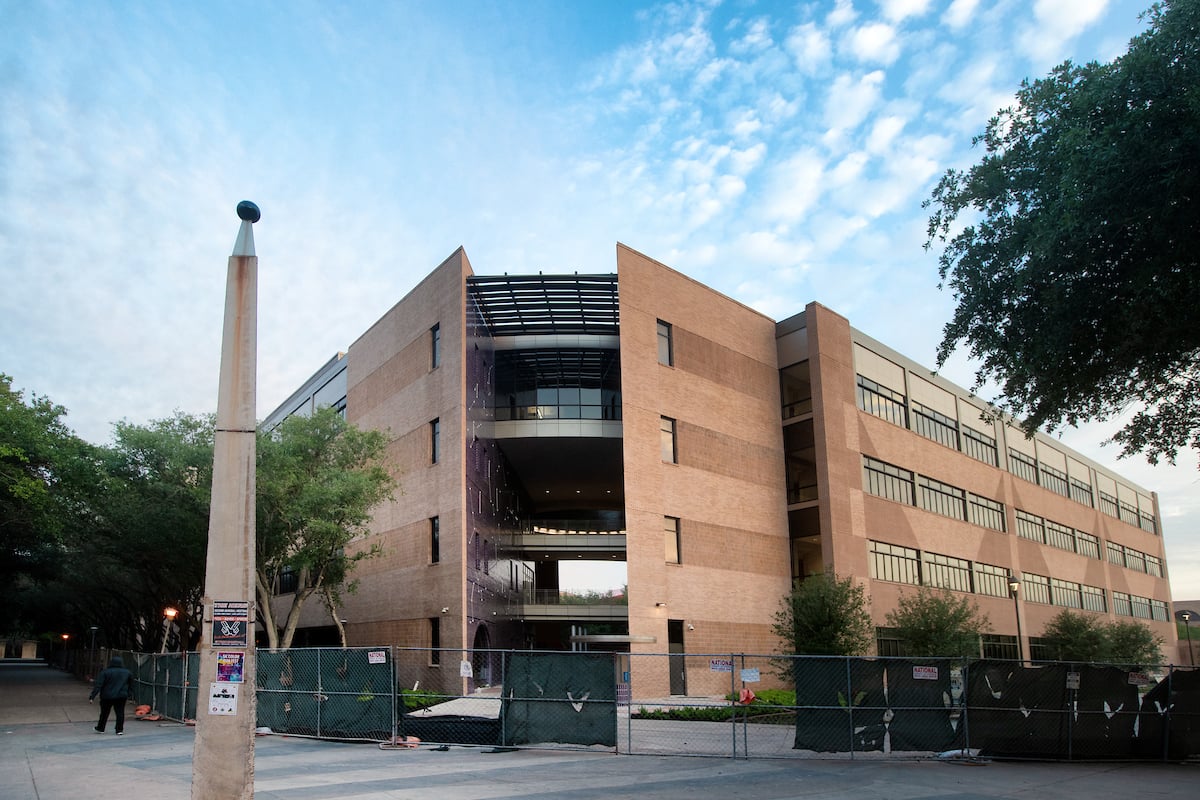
192;202;259;800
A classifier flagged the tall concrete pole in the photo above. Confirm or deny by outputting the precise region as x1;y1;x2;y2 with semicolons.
192;201;260;800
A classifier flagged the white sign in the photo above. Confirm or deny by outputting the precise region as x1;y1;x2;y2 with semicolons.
368;650;387;665
208;682;239;716
1066;672;1081;690
460;660;474;678
740;668;761;683
913;665;939;681
709;658;733;673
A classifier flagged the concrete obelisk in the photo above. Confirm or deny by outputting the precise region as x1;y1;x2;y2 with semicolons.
192;201;260;799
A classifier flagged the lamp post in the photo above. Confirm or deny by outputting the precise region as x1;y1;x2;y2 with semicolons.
161;607;179;654
1007;573;1024;664
1183;611;1194;666
60;633;70;671
89;626;99;678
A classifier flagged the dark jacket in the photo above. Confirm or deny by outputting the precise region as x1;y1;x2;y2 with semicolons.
90;656;134;701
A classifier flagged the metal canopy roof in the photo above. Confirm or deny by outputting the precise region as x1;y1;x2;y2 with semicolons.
468;274;619;336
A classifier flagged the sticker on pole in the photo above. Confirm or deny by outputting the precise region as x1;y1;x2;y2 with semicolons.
208;682;239;715
211;601;250;647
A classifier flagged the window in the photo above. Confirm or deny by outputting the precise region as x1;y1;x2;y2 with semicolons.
1008;449;1038;483
962;425;999;466
876;627;906;657
981;634;1019;660
657;320;673;366
664;516;681;564
429;618;440;665
869;541;920;585
1098;491;1119;518
1131;595;1152;619
1039;463;1070;497
1076;531;1100;560
1112;591;1132;616
1139;510;1157;534
430;419;440;464
968;493;1006;532
1022;573;1051;605
1151;599;1169;621
1124;548;1146;574
973;562;1010;597
1069;477;1094;507
862;457;914;505
917;475;966;521
277;565;298;594
1107;541;1125;566
923;552;972;592
856;375;907;427
1045;521;1075;552
1015;510;1046;543
912;401;959;449
430;517;440;564
1145;554;1163;577
780;361;812;419
1119;500;1140;527
431;323;441;369
660;416;677;463
1051;578;1083;609
1082;585;1106;612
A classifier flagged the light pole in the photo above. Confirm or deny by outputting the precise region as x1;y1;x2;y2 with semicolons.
161;607;179;654
89;626;99;678
1183;611;1194;666
1007;573;1024;664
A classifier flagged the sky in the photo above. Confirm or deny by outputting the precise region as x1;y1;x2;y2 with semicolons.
2;0;1196;602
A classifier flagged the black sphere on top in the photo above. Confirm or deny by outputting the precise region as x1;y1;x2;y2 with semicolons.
236;201;261;223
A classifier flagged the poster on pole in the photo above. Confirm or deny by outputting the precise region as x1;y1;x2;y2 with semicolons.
216;651;245;683
208;682;239;716
211;600;249;647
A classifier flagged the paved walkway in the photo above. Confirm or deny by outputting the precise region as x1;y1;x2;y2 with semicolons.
1;661;1194;799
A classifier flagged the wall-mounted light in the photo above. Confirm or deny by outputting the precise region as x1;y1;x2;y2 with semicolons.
655;602;667;608
687;624;695;631
441;607;449;614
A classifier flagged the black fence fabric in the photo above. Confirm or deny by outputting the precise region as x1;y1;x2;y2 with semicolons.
104;648;1199;761
502;651;617;747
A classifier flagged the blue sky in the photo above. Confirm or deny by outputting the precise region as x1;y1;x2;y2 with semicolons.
3;0;1196;603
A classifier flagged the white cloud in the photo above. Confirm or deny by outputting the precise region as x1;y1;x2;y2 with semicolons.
730;17;774;54
866;114;906;153
943;0;981;29
760;149;825;223
827;0;858;28
729;142;767;175
843;22;901;65
824;70;885;132
784;22;832;74
879;0;933;24
1018;0;1110;64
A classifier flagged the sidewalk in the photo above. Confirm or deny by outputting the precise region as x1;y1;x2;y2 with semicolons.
1;661;1194;800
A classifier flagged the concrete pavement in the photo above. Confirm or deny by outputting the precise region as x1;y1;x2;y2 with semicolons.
1;660;1195;799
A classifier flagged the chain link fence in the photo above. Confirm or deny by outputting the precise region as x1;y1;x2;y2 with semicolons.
82;648;1198;761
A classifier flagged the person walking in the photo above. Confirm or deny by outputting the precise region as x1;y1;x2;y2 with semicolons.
89;655;134;735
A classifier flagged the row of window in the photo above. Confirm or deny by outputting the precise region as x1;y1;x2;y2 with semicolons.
869;541;1011;597
1014;510;1101;559
862;456;1006;532
1106;541;1164;577
855;373;1157;533
1018;573;1108;612
1112;591;1171;621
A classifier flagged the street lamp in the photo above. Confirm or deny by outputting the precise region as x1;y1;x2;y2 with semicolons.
1183;611;1194;666
1007;573;1024;664
88;626;99;678
161;607;179;654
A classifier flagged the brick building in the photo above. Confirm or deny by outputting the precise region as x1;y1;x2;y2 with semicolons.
263;244;1177;699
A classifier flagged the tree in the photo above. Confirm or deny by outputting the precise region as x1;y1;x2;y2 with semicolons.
256;406;395;649
885;587;991;657
773;573;873;656
1041;610;1164;665
1104;619;1164;666
0;374;97;630
1039;610;1110;662
924;0;1200;465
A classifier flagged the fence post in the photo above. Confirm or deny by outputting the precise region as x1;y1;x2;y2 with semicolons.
390;645;397;746
845;656;854;760
1162;666;1172;763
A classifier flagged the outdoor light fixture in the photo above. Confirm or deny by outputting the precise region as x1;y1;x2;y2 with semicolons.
1183;611;1194;666
1007;573;1024;664
655;602;667;608
161;606;179;654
